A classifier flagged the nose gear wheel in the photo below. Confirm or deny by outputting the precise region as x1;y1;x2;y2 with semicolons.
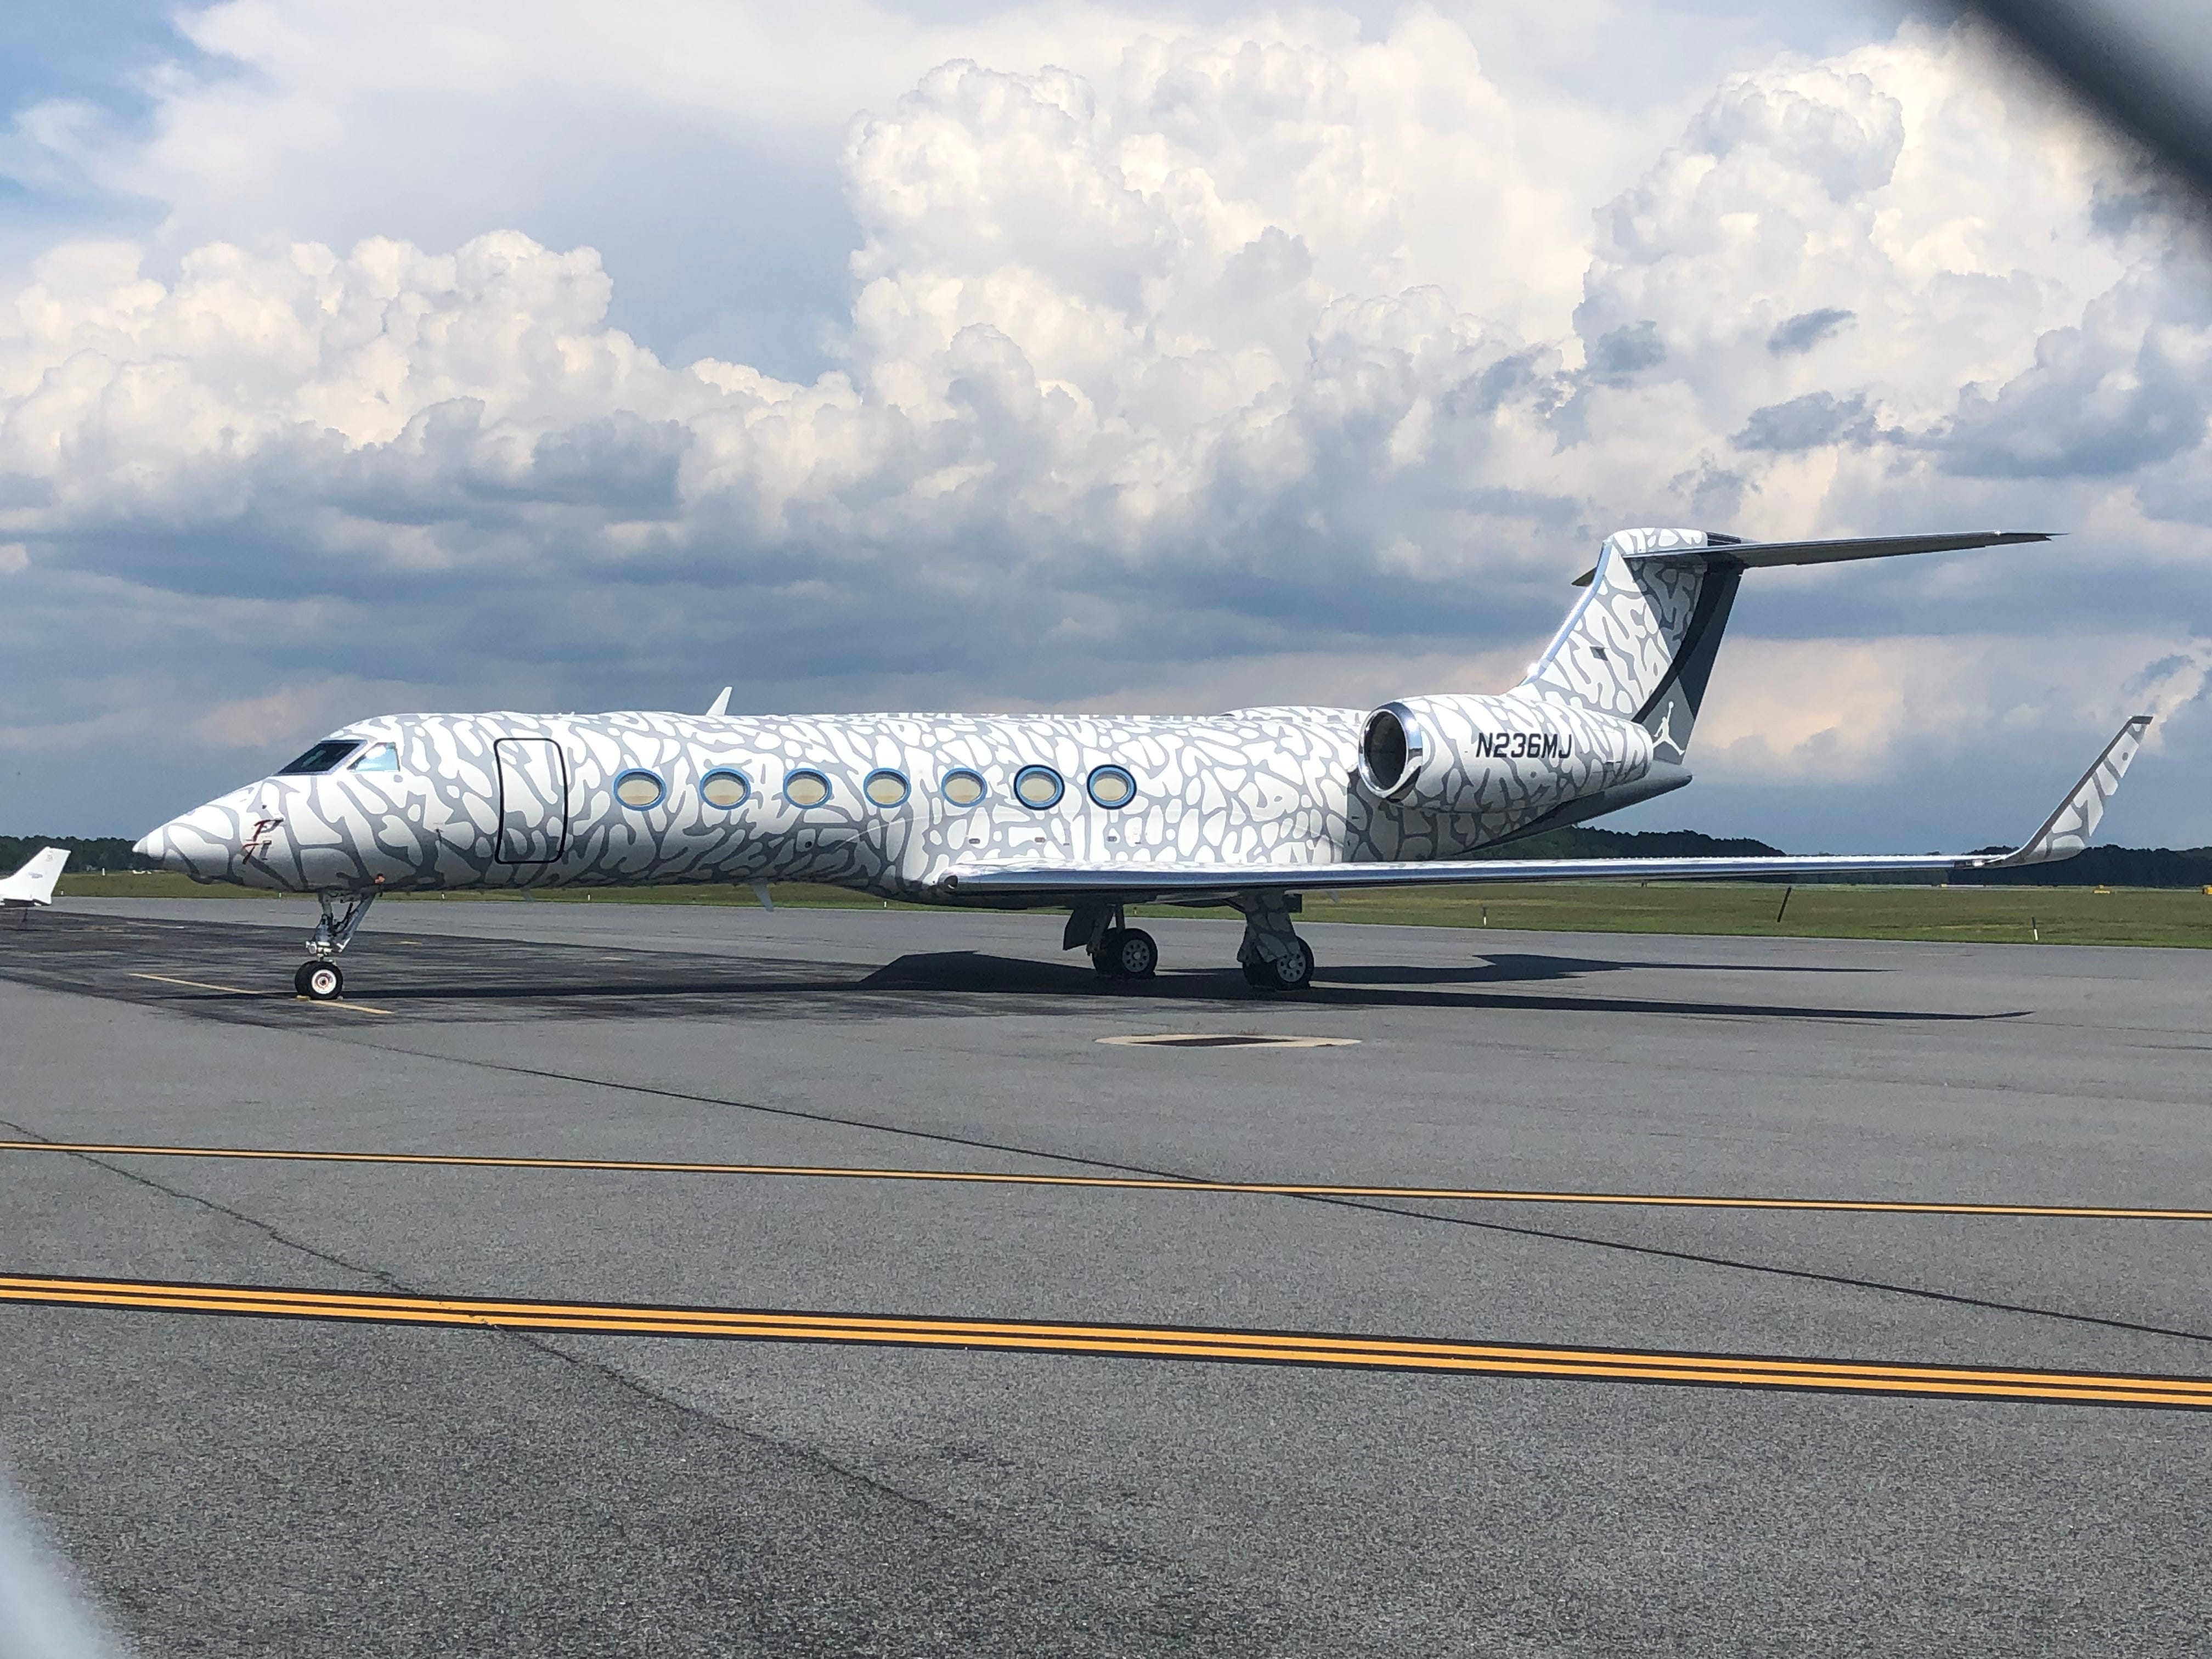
294;961;344;1001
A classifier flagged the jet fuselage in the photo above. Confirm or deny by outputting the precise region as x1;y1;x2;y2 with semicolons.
138;698;1656;902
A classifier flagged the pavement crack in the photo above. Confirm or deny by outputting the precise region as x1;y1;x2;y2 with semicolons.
486;1332;995;1533
0;1114;424;1302
1296;1195;2212;1349
0;1114;1041;1540
315;1037;1204;1182
266;1045;2212;1353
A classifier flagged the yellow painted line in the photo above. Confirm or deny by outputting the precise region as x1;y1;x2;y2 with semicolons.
0;1139;2204;1222
1;1273;2204;1409
126;972;392;1016
1096;1033;1361;1048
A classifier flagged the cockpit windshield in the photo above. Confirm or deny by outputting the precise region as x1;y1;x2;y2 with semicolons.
349;743;399;772
277;740;363;776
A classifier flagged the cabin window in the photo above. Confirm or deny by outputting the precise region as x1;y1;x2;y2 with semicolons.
1013;765;1064;810
278;740;362;776
1086;765;1136;809
940;769;986;807
614;769;667;809
784;769;832;808
700;768;752;809
864;769;910;808
349;743;399;773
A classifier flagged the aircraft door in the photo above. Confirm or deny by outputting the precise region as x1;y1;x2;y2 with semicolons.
494;737;570;864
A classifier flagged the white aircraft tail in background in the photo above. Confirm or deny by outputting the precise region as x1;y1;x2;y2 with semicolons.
0;848;69;911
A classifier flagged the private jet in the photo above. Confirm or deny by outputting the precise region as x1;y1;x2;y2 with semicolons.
134;527;2149;1000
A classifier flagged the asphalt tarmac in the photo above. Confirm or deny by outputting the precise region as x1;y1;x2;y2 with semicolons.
2;896;2208;1657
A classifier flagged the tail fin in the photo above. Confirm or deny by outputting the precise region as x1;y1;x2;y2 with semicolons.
1521;526;2053;761
1520;528;1741;761
0;847;69;906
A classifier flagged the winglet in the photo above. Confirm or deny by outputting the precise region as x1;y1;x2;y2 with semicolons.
706;687;733;718
1983;715;2153;868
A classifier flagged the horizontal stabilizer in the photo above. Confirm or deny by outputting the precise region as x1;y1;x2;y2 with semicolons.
940;716;2151;900
1572;529;2053;586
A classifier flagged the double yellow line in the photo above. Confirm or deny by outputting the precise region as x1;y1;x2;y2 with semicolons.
1;1140;2204;1221
4;1273;2206;1409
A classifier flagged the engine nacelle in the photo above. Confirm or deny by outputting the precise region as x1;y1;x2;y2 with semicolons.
1357;693;1657;820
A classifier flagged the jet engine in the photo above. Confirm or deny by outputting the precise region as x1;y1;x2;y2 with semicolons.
1356;694;1663;820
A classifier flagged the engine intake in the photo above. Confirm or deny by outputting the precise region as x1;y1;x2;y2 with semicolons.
1358;702;1424;799
1355;693;1656;820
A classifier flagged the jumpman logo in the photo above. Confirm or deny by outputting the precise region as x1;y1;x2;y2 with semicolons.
1650;706;1684;761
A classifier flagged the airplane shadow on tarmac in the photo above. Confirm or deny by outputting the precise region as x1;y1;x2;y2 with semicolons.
0;918;2019;1027
1312;952;1884;986
851;950;2008;1023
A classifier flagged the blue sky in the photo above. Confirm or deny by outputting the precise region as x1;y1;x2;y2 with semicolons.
0;1;2204;851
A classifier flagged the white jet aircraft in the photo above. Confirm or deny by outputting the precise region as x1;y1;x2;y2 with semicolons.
0;848;69;917
134;527;2151;1002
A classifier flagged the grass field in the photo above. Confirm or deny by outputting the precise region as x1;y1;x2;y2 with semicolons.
49;870;2212;949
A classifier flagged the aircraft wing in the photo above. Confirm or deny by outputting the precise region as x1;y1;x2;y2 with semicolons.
0;847;69;906
941;716;2151;900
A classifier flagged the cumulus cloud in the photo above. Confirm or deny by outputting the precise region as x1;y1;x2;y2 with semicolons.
1766;306;1854;355
1732;390;1875;452
0;4;2207;847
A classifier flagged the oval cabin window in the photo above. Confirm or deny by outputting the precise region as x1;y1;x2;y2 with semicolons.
614;770;666;809
700;769;751;809
784;769;832;808
1012;765;1064;809
864;769;910;808
941;769;987;807
1086;765;1136;809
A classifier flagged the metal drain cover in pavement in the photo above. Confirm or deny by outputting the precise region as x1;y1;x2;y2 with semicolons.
1096;1034;1359;1049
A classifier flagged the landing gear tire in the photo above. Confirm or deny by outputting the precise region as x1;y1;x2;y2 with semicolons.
295;961;343;1001
1246;940;1316;994
1093;927;1160;979
1108;928;1158;979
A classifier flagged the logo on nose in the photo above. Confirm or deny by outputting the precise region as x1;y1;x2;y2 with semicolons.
242;817;285;860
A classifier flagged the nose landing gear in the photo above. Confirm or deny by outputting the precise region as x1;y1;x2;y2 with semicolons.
295;960;345;1001
295;890;377;1001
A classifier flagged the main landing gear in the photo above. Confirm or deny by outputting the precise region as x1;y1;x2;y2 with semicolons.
1097;925;1161;979
1065;903;1158;980
1234;892;1316;994
295;890;377;1001
1063;893;1316;993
